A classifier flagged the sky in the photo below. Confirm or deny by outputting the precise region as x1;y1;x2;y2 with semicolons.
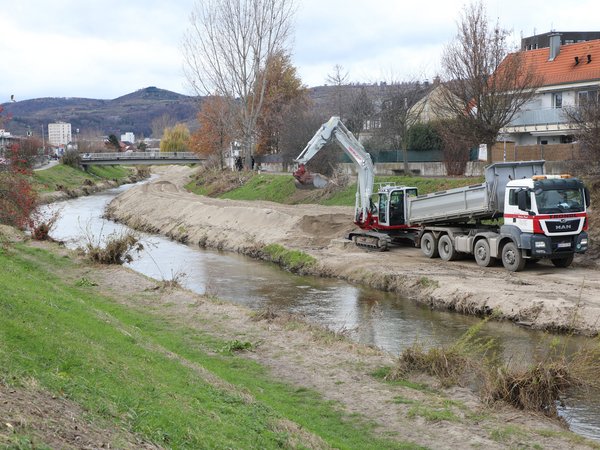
1;0;599;102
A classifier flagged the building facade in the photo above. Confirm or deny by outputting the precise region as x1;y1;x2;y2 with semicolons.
500;33;600;146
121;132;135;143
48;122;72;147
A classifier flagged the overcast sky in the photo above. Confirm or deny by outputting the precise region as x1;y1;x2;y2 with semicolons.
1;0;599;102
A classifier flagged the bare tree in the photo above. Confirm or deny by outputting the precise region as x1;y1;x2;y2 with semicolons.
373;81;429;173
438;0;541;163
183;0;296;169
345;87;375;139
326;64;350;118
565;92;600;171
279;108;326;171
151;114;176;139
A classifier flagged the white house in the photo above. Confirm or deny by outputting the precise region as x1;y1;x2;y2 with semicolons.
500;33;600;146
121;132;135;143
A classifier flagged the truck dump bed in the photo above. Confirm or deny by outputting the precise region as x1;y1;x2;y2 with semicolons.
406;182;493;225
406;160;545;225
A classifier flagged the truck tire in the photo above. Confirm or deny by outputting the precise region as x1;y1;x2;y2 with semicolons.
438;235;458;261
421;233;439;258
501;242;526;272
474;239;495;267
551;254;574;268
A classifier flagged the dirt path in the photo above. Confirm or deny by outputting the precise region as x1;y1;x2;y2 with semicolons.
107;166;600;335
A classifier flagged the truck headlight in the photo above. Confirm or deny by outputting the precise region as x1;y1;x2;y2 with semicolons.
581;238;588;246
535;241;546;248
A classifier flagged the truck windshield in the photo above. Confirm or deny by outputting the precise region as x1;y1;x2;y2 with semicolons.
535;188;585;214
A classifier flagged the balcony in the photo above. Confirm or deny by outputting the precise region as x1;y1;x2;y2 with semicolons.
508;108;569;127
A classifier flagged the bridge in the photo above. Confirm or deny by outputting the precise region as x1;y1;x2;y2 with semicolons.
80;151;204;168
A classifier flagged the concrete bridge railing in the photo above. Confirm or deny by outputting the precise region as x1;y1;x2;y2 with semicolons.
80;151;204;166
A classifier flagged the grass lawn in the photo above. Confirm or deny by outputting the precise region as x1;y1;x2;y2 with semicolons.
32;164;133;192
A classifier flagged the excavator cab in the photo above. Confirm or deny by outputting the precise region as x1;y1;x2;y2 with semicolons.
377;186;418;227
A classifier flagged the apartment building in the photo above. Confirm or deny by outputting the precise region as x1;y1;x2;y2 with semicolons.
48;122;72;147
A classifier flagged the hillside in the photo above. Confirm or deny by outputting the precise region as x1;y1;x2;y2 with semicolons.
1;86;200;138
0;83;416;141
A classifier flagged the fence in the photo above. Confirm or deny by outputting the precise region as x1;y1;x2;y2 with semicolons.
491;143;582;162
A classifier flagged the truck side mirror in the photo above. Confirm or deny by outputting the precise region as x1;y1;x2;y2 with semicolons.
517;189;529;212
585;187;591;208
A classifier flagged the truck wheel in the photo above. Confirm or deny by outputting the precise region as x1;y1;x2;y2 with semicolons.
551;254;574;268
438;235;458;261
474;239;495;267
421;233;439;258
501;242;526;272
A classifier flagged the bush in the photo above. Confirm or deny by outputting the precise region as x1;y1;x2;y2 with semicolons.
60;149;82;168
30;209;61;241
0;171;38;229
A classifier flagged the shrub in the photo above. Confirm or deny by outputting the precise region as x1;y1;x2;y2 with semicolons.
30;209;61;241
60;149;82;168
0;169;38;230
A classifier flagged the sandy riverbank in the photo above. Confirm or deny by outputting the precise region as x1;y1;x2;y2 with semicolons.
106;165;600;335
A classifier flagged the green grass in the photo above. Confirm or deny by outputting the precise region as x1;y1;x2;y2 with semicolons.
220;174;297;203
0;244;419;449
31;164;132;192
407;405;459;422
262;243;317;272
188;171;484;207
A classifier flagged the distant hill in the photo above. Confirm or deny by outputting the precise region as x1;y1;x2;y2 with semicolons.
1;87;201;139
0;84;396;141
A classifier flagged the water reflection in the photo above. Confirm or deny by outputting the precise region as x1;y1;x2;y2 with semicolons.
41;183;600;441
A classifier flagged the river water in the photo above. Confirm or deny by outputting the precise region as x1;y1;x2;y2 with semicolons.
43;181;600;441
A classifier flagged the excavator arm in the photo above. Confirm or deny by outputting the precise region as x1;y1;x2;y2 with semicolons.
294;116;374;224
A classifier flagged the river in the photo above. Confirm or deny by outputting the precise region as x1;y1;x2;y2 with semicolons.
42;181;600;441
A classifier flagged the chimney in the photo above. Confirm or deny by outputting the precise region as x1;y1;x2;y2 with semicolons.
548;32;562;61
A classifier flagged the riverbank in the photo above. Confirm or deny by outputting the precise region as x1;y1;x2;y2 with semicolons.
35;164;150;204
107;165;600;335
0;227;595;449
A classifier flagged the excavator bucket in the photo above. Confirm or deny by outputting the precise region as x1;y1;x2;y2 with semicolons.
293;164;329;189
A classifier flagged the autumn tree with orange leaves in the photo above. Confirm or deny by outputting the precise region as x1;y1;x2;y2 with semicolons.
255;51;308;155
190;96;236;169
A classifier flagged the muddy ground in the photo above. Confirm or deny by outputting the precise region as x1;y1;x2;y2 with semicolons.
107;166;600;336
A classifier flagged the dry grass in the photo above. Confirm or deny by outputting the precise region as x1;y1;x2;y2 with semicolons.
81;231;143;265
485;360;572;415
190;168;254;197
390;316;600;418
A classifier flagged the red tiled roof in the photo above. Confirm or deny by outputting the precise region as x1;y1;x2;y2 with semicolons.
516;39;600;87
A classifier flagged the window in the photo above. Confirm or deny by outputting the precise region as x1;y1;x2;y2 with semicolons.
508;188;531;210
578;90;599;105
553;92;563;108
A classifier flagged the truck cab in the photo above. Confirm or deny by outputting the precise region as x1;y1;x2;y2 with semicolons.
503;175;589;261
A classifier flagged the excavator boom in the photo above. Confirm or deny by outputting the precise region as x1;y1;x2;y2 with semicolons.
294;116;374;224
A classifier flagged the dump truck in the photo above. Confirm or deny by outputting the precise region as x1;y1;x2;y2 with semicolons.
294;117;590;272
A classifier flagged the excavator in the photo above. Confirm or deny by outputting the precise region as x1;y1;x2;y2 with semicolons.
293;116;418;251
